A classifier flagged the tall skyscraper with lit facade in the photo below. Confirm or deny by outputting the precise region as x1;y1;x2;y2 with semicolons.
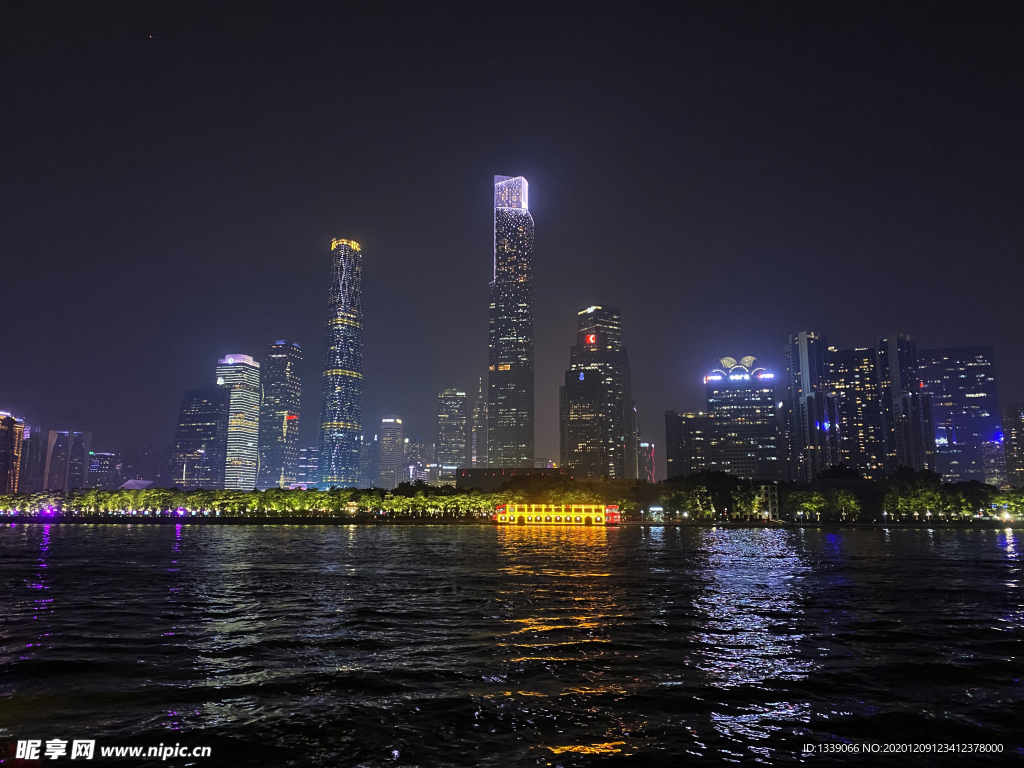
257;340;303;490
919;347;1004;484
1004;404;1024;486
705;357;779;480
488;176;534;467
18;425;46;493
0;412;25;493
877;335;935;473
558;305;635;478
376;416;404;489
297;446;319;489
216;354;261;490
829;347;886;480
784;332;841;482
436;389;468;482
318;238;364;488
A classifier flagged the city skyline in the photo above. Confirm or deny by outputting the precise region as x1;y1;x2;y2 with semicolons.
3;5;1022;479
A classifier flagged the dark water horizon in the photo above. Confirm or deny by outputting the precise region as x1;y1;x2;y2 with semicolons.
1;524;1020;766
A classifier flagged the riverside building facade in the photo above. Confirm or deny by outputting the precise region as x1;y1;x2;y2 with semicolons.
216;354;261;490
318;238;364;488
488;176;535;467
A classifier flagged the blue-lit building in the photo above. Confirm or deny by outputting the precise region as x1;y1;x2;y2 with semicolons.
919;347;1004;485
705;356;780;481
318;239;364;488
488;176;535;467
170;385;229;490
784;332;841;482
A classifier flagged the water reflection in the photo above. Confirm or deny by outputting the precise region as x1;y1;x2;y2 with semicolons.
694;528;812;745
490;525;643;758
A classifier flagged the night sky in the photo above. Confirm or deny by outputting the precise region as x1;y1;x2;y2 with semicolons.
3;3;1022;477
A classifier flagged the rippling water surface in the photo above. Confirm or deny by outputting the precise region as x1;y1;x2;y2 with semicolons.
1;524;1021;766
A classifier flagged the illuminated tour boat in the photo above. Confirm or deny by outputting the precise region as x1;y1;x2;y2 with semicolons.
493;504;621;526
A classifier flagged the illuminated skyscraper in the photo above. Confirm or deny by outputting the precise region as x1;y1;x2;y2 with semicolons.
830;347;886;480
376;416;404;489
784;332;841;482
216;354;261;490
436;389;468;482
664;411;710;478
488;176;534;466
705;357;779;480
318;238;364;488
470;377;488;467
919;347;1004;484
877;335;935;473
558;306;636;478
170;384;229;489
358;434;378;488
0;412;25;493
1003;404;1024;485
257;340;303;490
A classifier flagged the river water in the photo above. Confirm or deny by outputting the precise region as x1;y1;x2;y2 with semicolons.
0;524;1020;766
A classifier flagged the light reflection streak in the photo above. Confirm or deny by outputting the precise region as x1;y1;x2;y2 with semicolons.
694;528;813;746
489;525;647;757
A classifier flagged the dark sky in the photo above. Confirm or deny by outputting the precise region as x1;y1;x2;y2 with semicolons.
3;2;1022;477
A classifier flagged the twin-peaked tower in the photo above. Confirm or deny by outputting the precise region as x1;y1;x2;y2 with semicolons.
488;176;535;466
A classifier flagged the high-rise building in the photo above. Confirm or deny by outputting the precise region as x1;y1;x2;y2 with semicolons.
86;452;120;489
558;306;636;479
436;389;468;483
488;176;534;467
216;354;261;491
471;377;488;468
877;335;935;473
376;416;404;489
170;384;229;489
784;332;841;482
638;442;656;483
829;347;886;480
18;425;46;493
1003;404;1024;486
705;357;779;480
44;430;92;491
358;434;379;488
297;446;319;489
919;347;1004;485
664;411;711;479
0;412;25;493
257;340;303;490
319;238;364;488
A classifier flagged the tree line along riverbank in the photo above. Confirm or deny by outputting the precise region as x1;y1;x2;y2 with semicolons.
0;468;1020;524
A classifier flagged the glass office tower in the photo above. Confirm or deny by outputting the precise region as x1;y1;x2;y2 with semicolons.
318;238;364;488
488;176;534;467
170;384;229;490
216;354;261;490
918;347;1004;484
257;340;303;489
